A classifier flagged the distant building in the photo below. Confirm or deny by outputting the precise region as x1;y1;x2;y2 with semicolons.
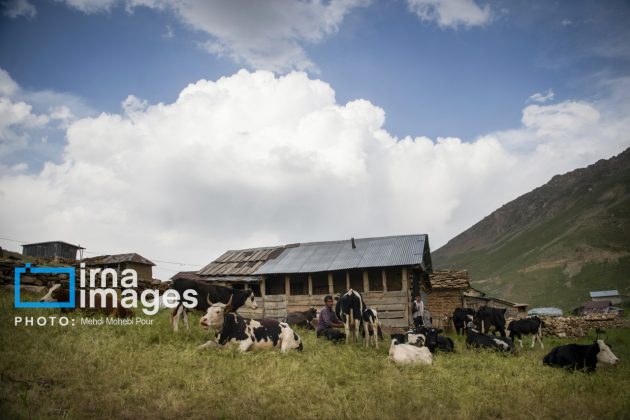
22;241;84;261
84;253;155;281
573;300;615;316
590;290;622;305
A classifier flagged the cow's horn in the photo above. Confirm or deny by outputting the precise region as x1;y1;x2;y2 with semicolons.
207;294;213;306
225;294;233;312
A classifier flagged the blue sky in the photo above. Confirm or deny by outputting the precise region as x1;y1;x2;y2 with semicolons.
1;0;629;277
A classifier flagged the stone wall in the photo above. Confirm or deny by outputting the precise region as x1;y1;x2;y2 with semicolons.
507;314;625;338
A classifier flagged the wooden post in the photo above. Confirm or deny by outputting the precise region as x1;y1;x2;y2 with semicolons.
402;267;409;326
382;269;387;292
346;271;350;290
285;275;290;296
308;274;313;296
363;270;369;293
328;273;334;294
261;278;266;296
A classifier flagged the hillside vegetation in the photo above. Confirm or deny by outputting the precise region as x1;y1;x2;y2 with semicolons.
433;147;630;310
1;291;629;419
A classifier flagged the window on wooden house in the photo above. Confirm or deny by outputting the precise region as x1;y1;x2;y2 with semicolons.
333;271;346;294
368;268;383;291
265;275;285;295
348;269;363;292
385;268;402;291
312;272;329;295
248;283;262;297
290;273;308;295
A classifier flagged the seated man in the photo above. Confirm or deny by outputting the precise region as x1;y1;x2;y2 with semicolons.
317;295;346;342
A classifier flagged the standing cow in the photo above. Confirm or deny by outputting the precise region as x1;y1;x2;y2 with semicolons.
507;316;544;349
476;306;507;337
335;289;364;345
170;278;257;332
543;340;619;372
452;308;476;335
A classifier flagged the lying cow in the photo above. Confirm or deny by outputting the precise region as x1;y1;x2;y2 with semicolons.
466;322;514;353
285;308;317;331
199;300;303;353
424;328;455;353
476;306;507;337
40;283;134;318
507;316;544;350
452;307;475;335
390;330;425;346
543;340;619;373
388;339;432;365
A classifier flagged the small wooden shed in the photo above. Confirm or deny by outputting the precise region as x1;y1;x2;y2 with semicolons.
22;241;84;261
425;269;471;330
84;253;156;281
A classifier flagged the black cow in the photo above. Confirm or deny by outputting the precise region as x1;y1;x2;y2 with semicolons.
170;278;258;332
424;328;455;353
285;308;317;331
452;307;475;335
466;322;514;352
476;306;507;337
543;340;619;373
198;305;303;353
335;289;365;345
507;316;544;350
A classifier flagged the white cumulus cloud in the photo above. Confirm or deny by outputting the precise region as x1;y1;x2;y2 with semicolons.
528;89;555;103
2;0;36;18
0;69;629;279
55;0;369;72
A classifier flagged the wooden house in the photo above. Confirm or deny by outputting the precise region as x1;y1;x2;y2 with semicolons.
191;234;433;327
22;241;84;261
83;253;155;282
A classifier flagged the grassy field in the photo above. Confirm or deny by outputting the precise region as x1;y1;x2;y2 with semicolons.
1;291;629;420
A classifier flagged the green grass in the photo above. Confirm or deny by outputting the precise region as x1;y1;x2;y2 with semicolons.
1;290;630;419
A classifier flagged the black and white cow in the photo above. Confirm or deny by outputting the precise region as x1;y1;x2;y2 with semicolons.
507;316;544;350
389;339;433;365
390;330;425;346
475;306;507;337
452;307;476;335
199;302;303;353
335;289;364;345
424;328;455;353
543;340;619;373
465;322;514;353
361;307;382;348
285;308;317;331
170;278;257;332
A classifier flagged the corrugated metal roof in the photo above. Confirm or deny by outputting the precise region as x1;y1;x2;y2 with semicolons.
23;241;85;249
589;290;619;298
84;253;155;266
255;234;428;274
198;246;284;276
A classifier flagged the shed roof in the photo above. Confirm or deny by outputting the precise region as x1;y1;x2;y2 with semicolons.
198;246;285;276
589;290;619;298
255;234;430;274
430;269;470;289
170;271;207;282
84;253;155;266
23;241;84;249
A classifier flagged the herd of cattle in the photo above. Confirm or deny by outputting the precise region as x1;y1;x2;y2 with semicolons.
39;280;621;372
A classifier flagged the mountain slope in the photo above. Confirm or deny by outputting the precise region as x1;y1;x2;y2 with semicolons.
432;147;630;310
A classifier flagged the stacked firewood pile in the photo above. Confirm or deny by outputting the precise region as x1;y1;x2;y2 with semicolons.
507;314;624;338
